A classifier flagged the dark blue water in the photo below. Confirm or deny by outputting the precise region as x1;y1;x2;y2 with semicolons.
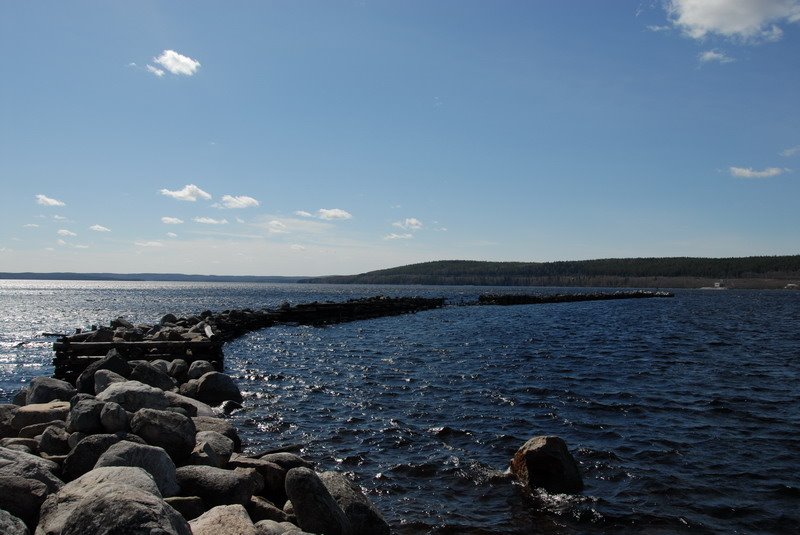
2;281;799;534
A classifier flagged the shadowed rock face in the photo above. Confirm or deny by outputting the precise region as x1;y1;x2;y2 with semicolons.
510;435;583;494
285;467;352;535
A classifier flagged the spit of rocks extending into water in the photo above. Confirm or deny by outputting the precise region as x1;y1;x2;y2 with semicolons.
478;289;674;306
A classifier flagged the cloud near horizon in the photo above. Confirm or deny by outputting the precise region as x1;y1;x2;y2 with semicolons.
160;184;212;202
90;224;111;232
135;241;164;247
666;0;800;42
295;208;353;221
153;50;201;76
215;195;260;209
384;233;414;240
729;166;787;178
36;194;65;207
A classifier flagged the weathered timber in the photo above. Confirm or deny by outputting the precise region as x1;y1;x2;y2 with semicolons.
478;290;673;306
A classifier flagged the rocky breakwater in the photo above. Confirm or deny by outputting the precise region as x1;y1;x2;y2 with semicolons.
0;351;391;535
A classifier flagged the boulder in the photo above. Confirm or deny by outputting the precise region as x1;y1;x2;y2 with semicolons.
99;401;128;432
284;467;351;535
176;465;256;507
165;391;215;417
26;377;76;405
1;437;37;451
68;393;94;407
59;483;191;535
196;431;234;464
0;509;28;535
75;350;132;394
0;474;50;530
36;466;163;535
510;435;584;494
196;372;243;405
0;403;20;438
61;433;145;481
229;454;287;503
164;496;206;522
151;359;171;373
189;504;256;535
36;425;71;456
130;408;196;463
168;359;189;381
161;313;179;325
254;519;313;535
130;362;178;392
110;316;135;329
319;472;390;535
93;369;126;394
260;452;313;472
189;440;223;468
96;380;169;412
67;432;85;449
94;441;180;497
247;495;288;523
0;446;63;493
65;399;105;434
18;419;65;439
188;360;215;380
193;416;242;451
11;401;70;431
179;379;199;398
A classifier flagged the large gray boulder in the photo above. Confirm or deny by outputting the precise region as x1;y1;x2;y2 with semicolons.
187;360;215;380
260;452;313;472
193;416;241;451
130;362;178;392
195;372;243;405
195;431;234;465
36;425;71;456
93;369;126;394
254;519;313;535
0;509;28;535
229;454;287;503
65;399;105;434
96;380;169;412
58;483;191;535
247;495;288;523
0;446;63;493
176;465;257;507
75;350;132;394
94;440;180;497
18;420;65;439
99;401;128;432
61;433;145;481
164;391;215;417
130;408;196;463
36;467;162;535
11;401;70;431
189;504;256;535
284;467;351;535
510;435;583;494
0;474;50;530
26;377;76;405
319;472;390;535
0;403;20;438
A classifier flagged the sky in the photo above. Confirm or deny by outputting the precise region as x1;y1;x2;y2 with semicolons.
1;0;799;276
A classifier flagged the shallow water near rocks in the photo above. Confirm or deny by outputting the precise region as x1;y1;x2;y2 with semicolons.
1;280;799;533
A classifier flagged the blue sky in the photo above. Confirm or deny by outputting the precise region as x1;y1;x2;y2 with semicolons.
1;1;798;276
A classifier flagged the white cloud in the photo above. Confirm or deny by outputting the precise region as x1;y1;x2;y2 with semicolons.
160;184;211;202
146;64;165;77
294;210;313;218
36;194;65;206
235;217;245;224
699;49;735;63
193;217;228;225
317;208;353;220
53;215;67;221
166;232;178;238
647;24;673;32
23;223;39;228
153;50;201;76
74;244;90;249
267;220;288;234
666;0;800;42
290;244;306;251
90;224;111;232
215;195;260;209
781;145;800;157
392;217;423;230
57;239;67;246
384;233;414;240
57;229;77;237
135;241;164;247
729;166;787;178
161;216;184;225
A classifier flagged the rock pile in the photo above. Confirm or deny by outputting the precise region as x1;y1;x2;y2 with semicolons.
0;351;390;535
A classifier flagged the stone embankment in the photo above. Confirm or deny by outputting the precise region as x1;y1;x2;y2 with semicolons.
0;350;391;535
479;290;674;306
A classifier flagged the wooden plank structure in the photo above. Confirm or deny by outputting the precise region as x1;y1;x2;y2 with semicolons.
52;296;445;383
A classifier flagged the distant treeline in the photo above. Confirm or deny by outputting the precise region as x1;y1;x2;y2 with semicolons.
0;272;305;283
300;256;800;287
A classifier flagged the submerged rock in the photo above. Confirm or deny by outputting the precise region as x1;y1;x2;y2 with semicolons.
510;435;583;494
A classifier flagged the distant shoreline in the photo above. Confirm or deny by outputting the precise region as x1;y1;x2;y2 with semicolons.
0;272;306;283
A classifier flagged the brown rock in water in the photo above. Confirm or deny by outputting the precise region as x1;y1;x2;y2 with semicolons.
510;435;583;494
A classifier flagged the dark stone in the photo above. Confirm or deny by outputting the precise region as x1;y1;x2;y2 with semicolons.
164;391;216;417
247;495;288;523
195;372;243;405
75;350;132;394
96;380;170;412
111;316;135;329
188;360;215;380
164;496;206;522
195;430;234;465
18;419;65;439
0;474;50;530
94;369;126;394
228;454;287;504
319;471;390;535
179;379;199;398
0;446;63;494
510;435;584;494
192;416;242;451
260;452;313;472
216;400;243;415
68;393;95;407
176;465;256;507
131;362;178;392
65;399;105;434
100;401;128;432
130;408;196;463
189;504;256;535
0;509;28;535
26;377;76;405
284;467;351;535
37;425;72;456
161;313;179;325
0;403;20;438
168;359;189;382
94;440;180;497
11;401;70;431
61;433;145;481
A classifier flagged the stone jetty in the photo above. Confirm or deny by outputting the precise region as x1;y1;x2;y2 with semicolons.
479;290;673;306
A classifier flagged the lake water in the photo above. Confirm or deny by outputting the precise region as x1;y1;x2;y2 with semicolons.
1;280;798;534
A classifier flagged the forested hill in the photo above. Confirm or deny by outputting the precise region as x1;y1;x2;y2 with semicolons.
300;256;800;288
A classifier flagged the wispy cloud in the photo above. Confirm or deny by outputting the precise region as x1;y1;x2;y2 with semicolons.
729;166;788;178
166;232;178;239
153;50;201;76
90;224;111;232
57;229;77;237
392;217;423;230
290;244;306;251
317;208;353;220
146;64;165;77
214;195;260;209
36;194;65;206
267;220;288;234
646;24;672;32
699;49;734;64
74;244;90;249
665;0;800;42
193;217;228;225
53;215;68;221
384;233;414;240
160;184;211;202
23;223;39;228
135;241;164;247
161;217;184;225
57;239;67;246
781;145;800;157
294;210;313;218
